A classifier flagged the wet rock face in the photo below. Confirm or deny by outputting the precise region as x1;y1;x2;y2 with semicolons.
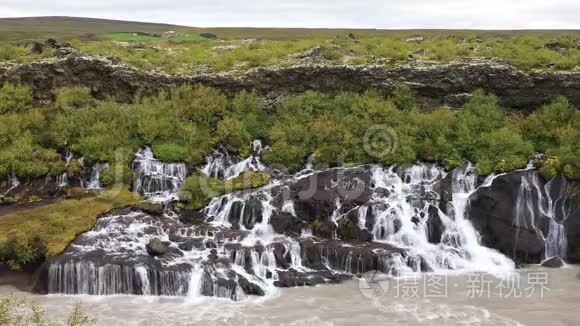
468;170;580;264
289;166;373;224
2;54;580;110
146;238;168;256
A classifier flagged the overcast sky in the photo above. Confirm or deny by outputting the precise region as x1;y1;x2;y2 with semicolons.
2;0;579;29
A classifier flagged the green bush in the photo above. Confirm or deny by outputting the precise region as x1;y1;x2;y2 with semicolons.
0;83;33;114
179;172;271;209
0;229;46;270
152;142;190;162
100;163;133;186
55;87;96;109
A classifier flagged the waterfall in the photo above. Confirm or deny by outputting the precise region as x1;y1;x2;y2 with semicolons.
366;163;514;273
514;171;568;261
43;162;518;300
132;147;187;202
85;163;109;190
304;153;316;171
3;173;20;195
201;140;266;179
57;149;74;188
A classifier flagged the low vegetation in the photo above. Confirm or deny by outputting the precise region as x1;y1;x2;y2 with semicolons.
0;186;140;270
0;295;89;326
0;82;578;186
1;28;580;74
178;172;271;209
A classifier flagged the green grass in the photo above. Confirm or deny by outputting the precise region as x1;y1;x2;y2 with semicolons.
1;17;580;74
179;172;271;209
100;31;212;42
0;186;141;258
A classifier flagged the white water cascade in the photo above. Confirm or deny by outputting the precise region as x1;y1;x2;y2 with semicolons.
514;172;568;261
3;173;20;195
56;149;74;187
133;147;187;202
42;162;516;301
364;163;514;273
84;163;109;190
201;140;267;179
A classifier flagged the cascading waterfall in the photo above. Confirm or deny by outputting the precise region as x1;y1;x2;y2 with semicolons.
201;140;266;179
132;147;187;202
43;159;517;301
57;149;74;187
514;171;568;261
3;172;20;195
362;163;514;273
85;163;109;190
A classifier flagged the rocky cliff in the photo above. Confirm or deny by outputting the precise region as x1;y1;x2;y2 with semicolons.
1;52;579;109
468;170;580;265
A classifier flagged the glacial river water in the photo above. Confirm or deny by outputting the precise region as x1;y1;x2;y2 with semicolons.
1;266;579;326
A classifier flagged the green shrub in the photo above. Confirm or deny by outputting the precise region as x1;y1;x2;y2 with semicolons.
179;172;271;209
0;229;46;270
170;85;227;124
55;87;95;109
0;83;33;114
152;142;190;162
100;163;133;186
391;83;417;111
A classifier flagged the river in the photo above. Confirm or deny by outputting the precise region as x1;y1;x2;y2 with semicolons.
1;266;578;326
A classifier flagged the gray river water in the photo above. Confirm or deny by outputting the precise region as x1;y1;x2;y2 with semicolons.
1;266;578;326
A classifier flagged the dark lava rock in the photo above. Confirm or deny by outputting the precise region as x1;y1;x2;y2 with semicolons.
29;42;44;55
541;256;565;268
237;275;265;296
270;212;304;235
336;210;372;242
132;202;163;216
178;208;204;224
146;238;168;257
286;166;373;224
2;55;580;110
468;170;580;264
426;205;445;244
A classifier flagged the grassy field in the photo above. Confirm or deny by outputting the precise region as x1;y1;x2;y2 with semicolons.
0;186;141;269
0;17;579;73
0;16;188;42
1;16;580;42
101;31;215;42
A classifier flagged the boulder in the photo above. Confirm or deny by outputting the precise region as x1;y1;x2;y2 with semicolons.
291;167;372;224
146;238;168;257
541;256;565;268
270;212;304;235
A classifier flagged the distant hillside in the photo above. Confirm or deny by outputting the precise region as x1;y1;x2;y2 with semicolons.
1;16;579;43
0;16;190;42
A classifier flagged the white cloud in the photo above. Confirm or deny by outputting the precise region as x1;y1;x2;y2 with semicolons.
1;0;579;29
